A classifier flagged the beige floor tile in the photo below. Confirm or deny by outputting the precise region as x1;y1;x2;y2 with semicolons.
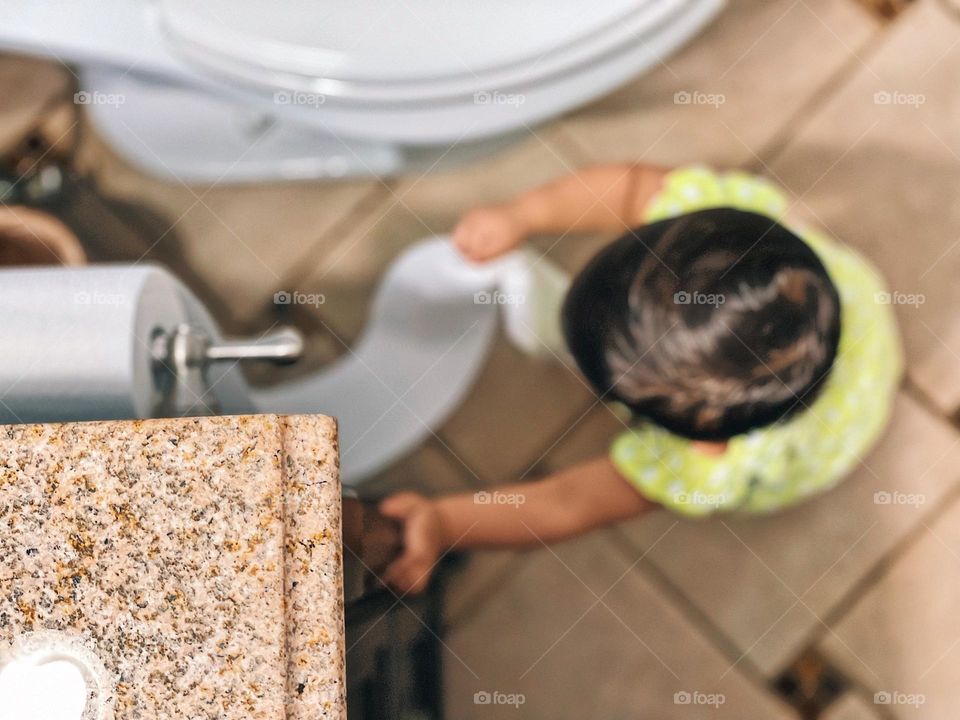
537;404;629;472
820;496;960;720
822;692;883;720
526;229;616;282
353;438;477;500
766;0;960;416
443;531;797;720
72;126;379;325
437;334;596;486
393;126;575;226
611;392;960;675
289;189;434;344
438;406;627;633
442;551;528;630
556;0;878;167
0;54;71;155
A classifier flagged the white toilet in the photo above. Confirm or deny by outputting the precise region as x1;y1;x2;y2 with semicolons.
0;0;723;181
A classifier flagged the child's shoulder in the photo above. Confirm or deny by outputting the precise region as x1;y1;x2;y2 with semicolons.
644;166;788;223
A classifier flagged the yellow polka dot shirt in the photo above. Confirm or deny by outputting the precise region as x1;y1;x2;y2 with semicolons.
610;167;902;516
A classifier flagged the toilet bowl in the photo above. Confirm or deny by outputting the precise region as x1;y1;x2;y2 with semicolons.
0;0;724;180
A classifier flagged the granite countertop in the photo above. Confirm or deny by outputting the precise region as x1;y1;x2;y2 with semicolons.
0;414;345;720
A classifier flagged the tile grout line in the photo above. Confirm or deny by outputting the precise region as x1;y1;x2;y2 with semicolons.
603;527;784;693
757;17;894;170
902;373;960;431
525;396;602;476
276;182;396;296
435;390;600;487
533;5;897;176
612;524;764;678
800;477;960;661
830;679;899;720
416;437;486;492
440;552;535;632
546;121;603;167
621;451;960;698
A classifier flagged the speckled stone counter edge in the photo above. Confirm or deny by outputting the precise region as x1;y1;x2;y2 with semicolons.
0;414;346;720
280;415;346;720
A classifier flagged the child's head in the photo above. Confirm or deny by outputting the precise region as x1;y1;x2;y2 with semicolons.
562;208;841;441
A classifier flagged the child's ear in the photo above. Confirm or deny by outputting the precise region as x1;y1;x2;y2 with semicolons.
691;440;728;456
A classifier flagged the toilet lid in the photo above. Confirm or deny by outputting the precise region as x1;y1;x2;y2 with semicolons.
158;0;663;101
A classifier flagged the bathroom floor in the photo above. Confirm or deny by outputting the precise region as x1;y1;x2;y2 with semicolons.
3;0;960;717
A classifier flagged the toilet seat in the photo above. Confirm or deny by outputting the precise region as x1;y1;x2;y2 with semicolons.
83;0;722;177
158;0;696;104
0;0;724;179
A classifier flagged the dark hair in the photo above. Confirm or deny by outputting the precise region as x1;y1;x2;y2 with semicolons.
562;208;841;441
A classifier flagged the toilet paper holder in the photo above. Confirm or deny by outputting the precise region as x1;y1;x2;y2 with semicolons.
150;323;303;417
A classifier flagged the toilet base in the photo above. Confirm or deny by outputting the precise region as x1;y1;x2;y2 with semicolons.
83;70;531;181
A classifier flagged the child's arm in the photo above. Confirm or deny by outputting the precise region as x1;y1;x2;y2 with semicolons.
454;163;669;262
378;456;656;593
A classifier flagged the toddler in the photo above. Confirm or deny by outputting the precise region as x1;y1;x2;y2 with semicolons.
380;164;901;594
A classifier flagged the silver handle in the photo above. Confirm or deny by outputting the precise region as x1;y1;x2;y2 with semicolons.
151;325;304;417
205;328;303;363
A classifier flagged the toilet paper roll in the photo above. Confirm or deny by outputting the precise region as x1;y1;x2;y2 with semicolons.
0;239;571;483
0;265;189;423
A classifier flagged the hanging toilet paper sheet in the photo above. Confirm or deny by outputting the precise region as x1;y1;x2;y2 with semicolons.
252;238;570;480
0;237;570;483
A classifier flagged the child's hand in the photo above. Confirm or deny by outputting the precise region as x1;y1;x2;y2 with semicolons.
378;492;444;594
453;205;528;262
